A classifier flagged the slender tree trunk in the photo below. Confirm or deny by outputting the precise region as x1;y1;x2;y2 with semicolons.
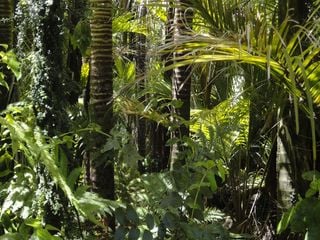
276;0;310;209
136;2;147;171
150;4;174;171
276;109;295;209
170;0;193;169
89;0;114;232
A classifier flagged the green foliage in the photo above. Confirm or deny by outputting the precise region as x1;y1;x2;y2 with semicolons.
278;198;320;240
2;0;320;239
190;98;249;162
0;45;20;89
113;12;148;36
70;20;91;56
106;123;230;239
277;171;320;239
0;104;119;238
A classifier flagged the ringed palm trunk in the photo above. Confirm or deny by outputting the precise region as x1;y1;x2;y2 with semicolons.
89;0;114;230
170;0;193;169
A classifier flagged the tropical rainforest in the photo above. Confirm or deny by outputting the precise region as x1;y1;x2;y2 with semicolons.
1;0;320;239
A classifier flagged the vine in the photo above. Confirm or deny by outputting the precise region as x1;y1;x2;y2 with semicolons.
15;0;69;135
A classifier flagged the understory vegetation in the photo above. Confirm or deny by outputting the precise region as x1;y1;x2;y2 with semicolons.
1;0;320;239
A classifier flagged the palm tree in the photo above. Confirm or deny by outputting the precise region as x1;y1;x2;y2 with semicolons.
162;0;320;237
88;0;114;231
170;0;193;169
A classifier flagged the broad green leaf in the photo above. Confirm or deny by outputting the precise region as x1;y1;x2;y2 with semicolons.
142;230;153;240
115;226;127;240
145;214;154;230
160;191;182;208
188;182;210;191
277;207;295;234
70;20;91;55
45;224;60;232
305;228;320;240
57;146;68;178
0;233;21;240
206;172;217;192
194;160;215;169
126;206;140;225
0;169;12;178
0;72;9;89
25;218;42;229
67;167;82;191
0;44;8;50
128;228;140;240
113;12;148;36
1;50;21;79
36;228;61;240
162;212;178;229
115;207;126;225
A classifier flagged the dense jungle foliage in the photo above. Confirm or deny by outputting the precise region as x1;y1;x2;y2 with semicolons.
1;0;320;239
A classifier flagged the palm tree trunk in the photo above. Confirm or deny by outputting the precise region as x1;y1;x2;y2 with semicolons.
149;4;174;171
170;0;193;169
276;0;309;210
276;114;295;209
136;2;147;170
89;0;114;232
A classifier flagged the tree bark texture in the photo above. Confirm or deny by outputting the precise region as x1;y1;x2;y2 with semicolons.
170;0;193;168
89;0;114;201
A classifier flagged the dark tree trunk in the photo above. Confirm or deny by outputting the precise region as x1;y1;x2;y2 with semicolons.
170;0;193;169
0;0;13;110
149;5;174;172
89;0;114;232
136;3;147;171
